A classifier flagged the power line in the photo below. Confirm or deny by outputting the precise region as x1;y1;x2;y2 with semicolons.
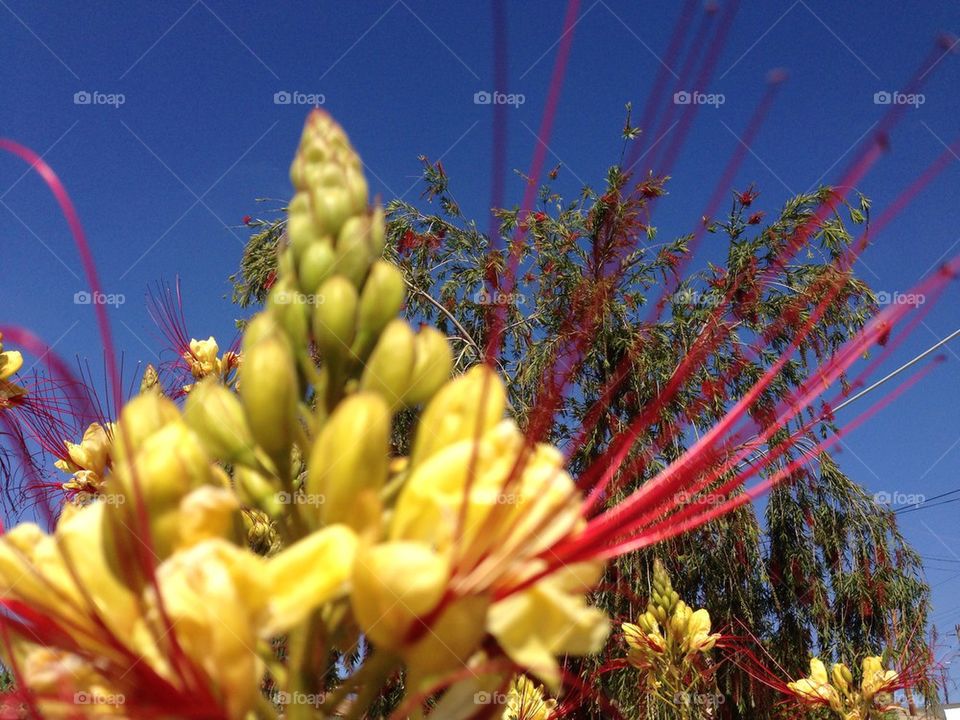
834;326;960;413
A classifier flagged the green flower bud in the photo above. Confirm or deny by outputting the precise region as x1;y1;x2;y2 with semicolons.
183;378;258;467
404;326;453;407
306;392;390;530
298;238;336;294
313;276;358;364
267;279;310;352
333;215;375;287
360;319;416;410
239;314;300;463
352;261;406;358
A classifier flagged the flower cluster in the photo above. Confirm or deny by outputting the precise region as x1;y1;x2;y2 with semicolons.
181;336;240;393
53;421;114;496
622;559;720;700
502;674;556;720
0;111;609;718
787;656;900;719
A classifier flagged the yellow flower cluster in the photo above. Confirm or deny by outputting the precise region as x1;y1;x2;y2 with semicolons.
0;110;609;718
502;674;556;720
54;421;114;496
182;336;239;393
622;559;719;699
788;655;899;719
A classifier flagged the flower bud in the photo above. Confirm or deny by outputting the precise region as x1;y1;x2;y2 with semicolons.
239;314;300;463
139;363;160;394
360;319;416;410
183;379;258;467
298;238;336;294
177;486;240;550
286;193;321;262
111;393;180;466
267;279;310;352
313;275;358;364
234;465;283;516
334;215;375;287
352;261;406;358
306;392;389;529
411;365;506;466
405;327;453;406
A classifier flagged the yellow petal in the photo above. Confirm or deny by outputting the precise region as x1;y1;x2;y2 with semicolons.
264;524;357;635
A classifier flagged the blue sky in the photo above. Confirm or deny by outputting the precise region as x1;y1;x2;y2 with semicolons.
2;0;960;696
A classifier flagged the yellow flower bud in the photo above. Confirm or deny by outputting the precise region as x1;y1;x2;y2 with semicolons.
411;365;506;466
334;215;376;287
184;379;258;467
239;314;300;463
139;363;160;394
176;486;240;549
111;393;180;465
352;261;406;358
306;392;389;530
405;326;453;407
313;275;358;364
267;279;311;352
298;237;336;294
832;662;851;693
360;319;416;410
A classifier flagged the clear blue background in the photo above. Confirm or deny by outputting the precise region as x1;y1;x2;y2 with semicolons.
2;0;959;697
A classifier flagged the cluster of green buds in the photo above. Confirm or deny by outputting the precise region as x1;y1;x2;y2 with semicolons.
270;110;451;418
787;656;900;719
622;559;720;700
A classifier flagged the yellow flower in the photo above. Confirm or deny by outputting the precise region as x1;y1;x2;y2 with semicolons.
788;658;841;711
860;655;897;699
503;674;556;720
684;608;720;654
55;421;114;493
352;366;609;692
0;332;23;381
